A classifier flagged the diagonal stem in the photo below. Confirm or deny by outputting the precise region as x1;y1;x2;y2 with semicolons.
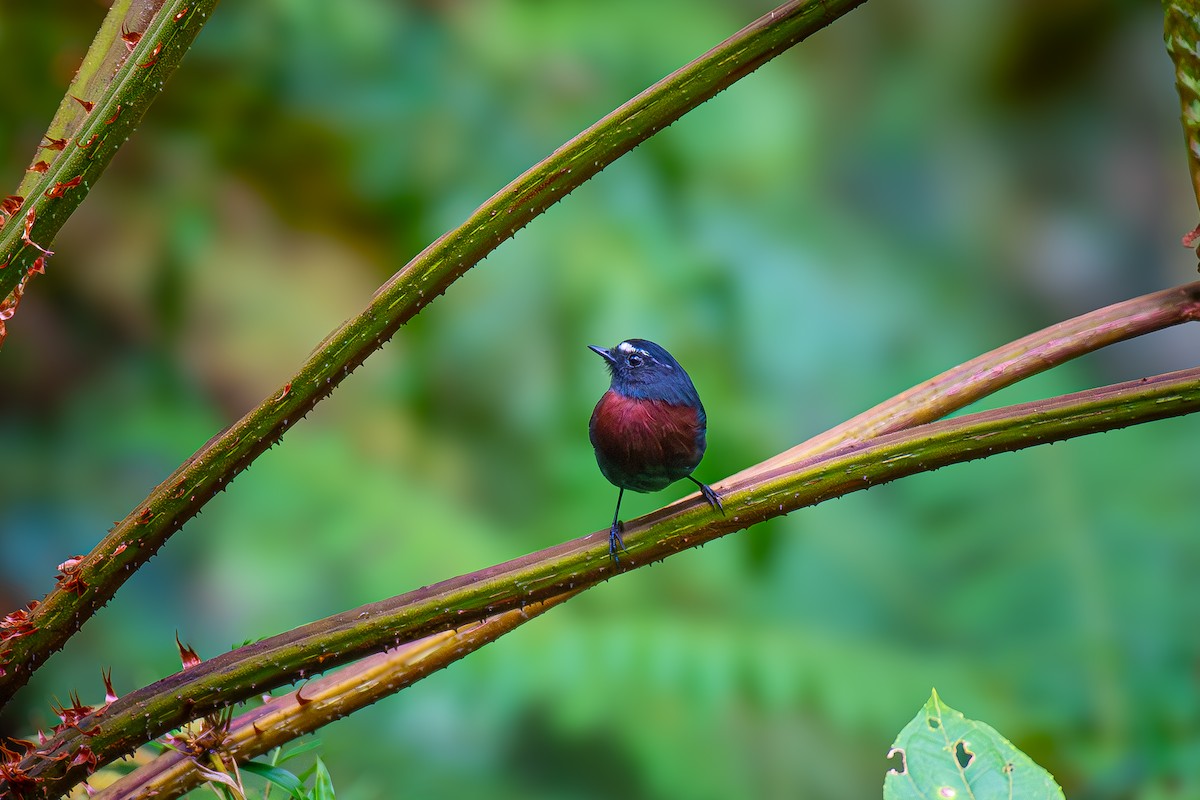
1164;0;1200;231
93;590;581;800
740;281;1200;476
0;0;220;339
0;0;869;708
15;365;1200;797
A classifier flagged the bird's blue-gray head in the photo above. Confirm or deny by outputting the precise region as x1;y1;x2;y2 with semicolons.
588;339;703;407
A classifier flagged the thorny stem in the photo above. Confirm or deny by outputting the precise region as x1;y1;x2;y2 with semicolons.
12;365;1200;796
1164;0;1200;235
94;591;581;800
0;0;869;707
77;286;1200;799
2;1;1198;795
741;281;1200;476
0;0;220;337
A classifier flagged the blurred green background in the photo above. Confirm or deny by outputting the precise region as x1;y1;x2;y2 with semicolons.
2;0;1199;797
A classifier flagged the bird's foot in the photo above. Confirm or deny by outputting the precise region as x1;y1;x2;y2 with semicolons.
689;477;725;514
609;520;629;563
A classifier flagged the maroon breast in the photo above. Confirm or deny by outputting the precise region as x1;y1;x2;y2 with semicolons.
589;390;706;492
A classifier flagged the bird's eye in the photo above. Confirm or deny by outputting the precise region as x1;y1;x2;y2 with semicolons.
627;354;644;367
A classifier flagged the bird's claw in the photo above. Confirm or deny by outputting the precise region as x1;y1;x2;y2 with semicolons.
691;478;724;515
609;521;629;563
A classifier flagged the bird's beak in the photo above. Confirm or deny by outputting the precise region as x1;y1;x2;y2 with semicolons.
588;344;617;365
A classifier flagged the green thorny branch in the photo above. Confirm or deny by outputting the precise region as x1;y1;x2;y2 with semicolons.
3;0;1200;797
0;0;221;344
0;0;870;705
24;278;1200;798
98;300;1200;800
1164;0;1200;243
71;274;1200;798
12;359;1200;797
95;590;584;799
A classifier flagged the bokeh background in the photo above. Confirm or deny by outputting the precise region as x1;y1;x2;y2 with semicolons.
2;0;1199;797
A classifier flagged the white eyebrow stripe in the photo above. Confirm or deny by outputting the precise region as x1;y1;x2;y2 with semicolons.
617;341;649;357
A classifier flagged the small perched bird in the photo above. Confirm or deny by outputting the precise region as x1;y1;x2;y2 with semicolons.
588;339;723;562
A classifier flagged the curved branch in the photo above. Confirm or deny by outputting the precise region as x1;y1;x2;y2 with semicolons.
745;280;1200;474
93;590;581;800
0;0;220;338
16;366;1200;797
0;0;868;708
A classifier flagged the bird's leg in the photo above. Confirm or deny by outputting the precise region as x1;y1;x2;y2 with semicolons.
688;476;724;514
609;487;628;563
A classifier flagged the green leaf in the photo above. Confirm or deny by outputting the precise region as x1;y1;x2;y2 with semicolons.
308;757;336;800
884;690;1065;800
275;738;323;764
241;760;306;800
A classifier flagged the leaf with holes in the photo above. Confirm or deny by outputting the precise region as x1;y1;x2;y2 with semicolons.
883;690;1064;800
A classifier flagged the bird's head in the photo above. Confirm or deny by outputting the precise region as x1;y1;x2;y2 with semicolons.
588;339;702;405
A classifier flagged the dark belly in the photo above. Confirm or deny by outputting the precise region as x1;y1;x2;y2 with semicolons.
589;391;706;492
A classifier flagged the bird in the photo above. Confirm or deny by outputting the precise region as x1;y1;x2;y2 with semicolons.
588;338;723;562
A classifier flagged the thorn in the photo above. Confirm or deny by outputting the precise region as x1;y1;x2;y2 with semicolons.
138;41;163;69
1;195;23;219
44;175;82;199
56;556;83;574
120;24;142;52
102;667;118;704
176;632;201;669
21;209;54;256
69;744;98;771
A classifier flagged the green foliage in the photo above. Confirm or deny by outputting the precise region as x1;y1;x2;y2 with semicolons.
240;759;306;799
299;759;336;800
2;1;1199;798
205;744;331;800
884;691;1064;800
